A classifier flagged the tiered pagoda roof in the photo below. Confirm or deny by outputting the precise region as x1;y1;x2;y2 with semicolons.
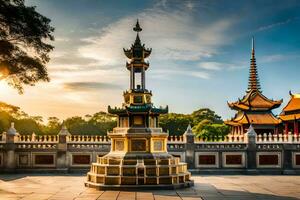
108;105;168;115
108;20;168;116
227;90;282;111
226;111;281;126
123;20;152;70
225;37;282;126
279;92;300;121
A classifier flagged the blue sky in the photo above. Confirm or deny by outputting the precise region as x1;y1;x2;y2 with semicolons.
1;0;300;121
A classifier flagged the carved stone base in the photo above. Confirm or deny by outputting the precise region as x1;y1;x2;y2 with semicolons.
85;152;193;190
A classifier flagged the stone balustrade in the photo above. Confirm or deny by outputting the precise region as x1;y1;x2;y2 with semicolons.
16;134;58;143
256;132;300;143
167;135;185;143
67;135;110;143
194;134;245;143
0;124;300;174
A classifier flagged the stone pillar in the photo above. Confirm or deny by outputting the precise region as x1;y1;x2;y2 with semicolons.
142;67;145;90
245;125;257;173
283;131;293;173
130;67;134;89
56;123;70;171
285;123;289;135
4;123;18;171
294;120;298;135
183;124;195;169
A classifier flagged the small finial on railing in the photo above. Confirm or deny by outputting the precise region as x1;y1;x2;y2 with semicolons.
7;122;17;135
58;121;71;136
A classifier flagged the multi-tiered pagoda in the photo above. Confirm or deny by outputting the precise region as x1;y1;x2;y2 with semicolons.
85;20;193;189
225;38;282;135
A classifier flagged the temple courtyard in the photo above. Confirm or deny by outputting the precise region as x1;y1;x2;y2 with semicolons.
0;174;299;200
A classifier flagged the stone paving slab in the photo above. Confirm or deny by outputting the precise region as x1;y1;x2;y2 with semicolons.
0;174;299;200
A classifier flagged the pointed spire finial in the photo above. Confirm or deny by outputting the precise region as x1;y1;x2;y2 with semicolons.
252;36;255;52
184;124;193;135
246;124;256;136
133;19;142;32
58;121;71;136
247;36;261;93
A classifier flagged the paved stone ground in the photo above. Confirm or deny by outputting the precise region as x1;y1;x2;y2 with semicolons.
0;174;299;200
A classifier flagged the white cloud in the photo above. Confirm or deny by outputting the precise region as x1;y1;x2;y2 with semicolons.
151;68;210;80
198;62;223;71
185;1;195;10
78;7;236;78
260;54;300;63
256;18;297;32
197;61;244;71
2;2;240;121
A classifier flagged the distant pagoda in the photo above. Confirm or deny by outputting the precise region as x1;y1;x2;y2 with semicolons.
225;38;282;135
279;91;300;135
85;20;193;189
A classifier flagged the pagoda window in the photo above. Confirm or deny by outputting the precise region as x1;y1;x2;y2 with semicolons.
134;72;142;90
133;115;144;127
133;95;143;104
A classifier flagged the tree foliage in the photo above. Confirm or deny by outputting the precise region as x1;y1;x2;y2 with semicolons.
192;119;229;140
191;108;223;125
0;0;54;93
159;108;224;136
0;101;228;137
159;113;192;135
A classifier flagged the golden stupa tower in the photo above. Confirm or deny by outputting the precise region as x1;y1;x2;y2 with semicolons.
85;20;193;190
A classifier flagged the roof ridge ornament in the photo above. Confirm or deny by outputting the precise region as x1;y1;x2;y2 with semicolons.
133;19;142;32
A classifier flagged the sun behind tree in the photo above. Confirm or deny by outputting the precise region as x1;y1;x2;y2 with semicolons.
0;0;54;93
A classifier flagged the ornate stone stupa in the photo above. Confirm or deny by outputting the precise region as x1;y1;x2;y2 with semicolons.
85;20;193;189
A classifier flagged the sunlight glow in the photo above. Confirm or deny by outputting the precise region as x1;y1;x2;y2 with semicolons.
0;81;11;94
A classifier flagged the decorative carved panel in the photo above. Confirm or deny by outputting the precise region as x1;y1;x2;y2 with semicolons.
153;140;163;151
72;155;91;165
199;155;216;165
131;139;146;151
296;155;300;166
35;155;54;165
226;155;242;165
259;155;278;165
133;95;143;104
115;140;124;151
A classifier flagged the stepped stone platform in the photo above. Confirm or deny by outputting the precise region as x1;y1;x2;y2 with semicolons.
86;153;193;190
1;174;300;200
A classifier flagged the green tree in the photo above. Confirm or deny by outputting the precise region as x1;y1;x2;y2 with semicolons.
41;116;60;135
193;120;229;141
15;118;42;134
0;110;13;133
64;116;86;134
159;113;192;135
0;0;54;93
191;108;223;125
